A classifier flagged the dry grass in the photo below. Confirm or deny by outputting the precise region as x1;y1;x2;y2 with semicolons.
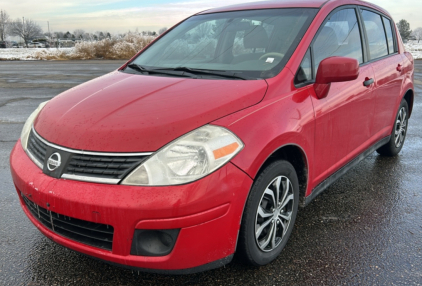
32;33;156;60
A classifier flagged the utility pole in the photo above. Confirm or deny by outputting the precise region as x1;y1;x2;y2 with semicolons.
22;17;25;47
0;10;3;42
47;21;51;48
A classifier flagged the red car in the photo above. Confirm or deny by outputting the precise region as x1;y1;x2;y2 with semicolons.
10;0;414;274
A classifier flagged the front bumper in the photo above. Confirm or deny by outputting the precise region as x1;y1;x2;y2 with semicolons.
10;141;253;273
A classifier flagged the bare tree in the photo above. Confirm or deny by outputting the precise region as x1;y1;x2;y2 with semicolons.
145;30;156;36
55;31;64;39
413;27;422;43
9;18;43;47
0;9;10;41
83;32;93;41
158;27;167;35
73;29;85;40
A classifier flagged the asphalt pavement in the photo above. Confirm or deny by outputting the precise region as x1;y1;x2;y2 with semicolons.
0;60;421;285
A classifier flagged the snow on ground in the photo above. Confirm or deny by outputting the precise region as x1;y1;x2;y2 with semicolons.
0;48;73;60
0;34;154;60
404;41;422;60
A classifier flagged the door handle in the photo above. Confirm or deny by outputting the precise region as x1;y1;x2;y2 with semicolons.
397;64;402;72
363;77;374;87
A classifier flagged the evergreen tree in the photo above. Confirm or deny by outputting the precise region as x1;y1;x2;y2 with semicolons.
396;19;412;41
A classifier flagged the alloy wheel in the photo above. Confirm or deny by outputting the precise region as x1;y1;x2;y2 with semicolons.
395;107;407;148
255;176;294;252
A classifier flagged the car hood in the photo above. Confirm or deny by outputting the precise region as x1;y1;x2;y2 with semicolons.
34;71;268;152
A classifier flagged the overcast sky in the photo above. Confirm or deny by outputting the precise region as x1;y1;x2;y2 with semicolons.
1;0;421;34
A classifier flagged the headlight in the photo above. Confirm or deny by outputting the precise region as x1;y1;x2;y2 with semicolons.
122;125;244;186
20;101;49;151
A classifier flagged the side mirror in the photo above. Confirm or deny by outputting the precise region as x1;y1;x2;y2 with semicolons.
314;57;359;99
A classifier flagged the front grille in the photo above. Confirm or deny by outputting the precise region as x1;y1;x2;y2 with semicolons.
65;154;147;180
22;194;114;251
26;129;150;184
27;131;47;165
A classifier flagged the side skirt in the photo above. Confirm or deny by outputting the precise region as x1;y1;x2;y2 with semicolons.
303;136;391;206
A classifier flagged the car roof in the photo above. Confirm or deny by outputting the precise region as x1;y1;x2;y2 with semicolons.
198;0;389;17
198;0;329;14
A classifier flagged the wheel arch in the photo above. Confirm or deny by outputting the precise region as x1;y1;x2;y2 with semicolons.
253;144;309;206
403;89;414;118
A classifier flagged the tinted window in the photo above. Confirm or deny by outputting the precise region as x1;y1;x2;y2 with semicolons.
383;17;395;54
361;10;388;59
131;9;318;79
313;9;363;72
295;49;312;85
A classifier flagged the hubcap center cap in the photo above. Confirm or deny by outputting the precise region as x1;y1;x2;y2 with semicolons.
273;206;282;218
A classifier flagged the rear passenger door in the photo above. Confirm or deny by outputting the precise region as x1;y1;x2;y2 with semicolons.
359;9;404;138
307;7;376;184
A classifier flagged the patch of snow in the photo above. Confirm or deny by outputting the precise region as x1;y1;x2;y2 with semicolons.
0;34;154;60
0;48;73;60
404;40;422;60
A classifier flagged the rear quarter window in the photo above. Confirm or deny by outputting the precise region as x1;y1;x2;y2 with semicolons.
382;17;396;54
361;10;389;60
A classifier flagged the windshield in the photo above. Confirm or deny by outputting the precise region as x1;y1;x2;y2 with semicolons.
128;8;318;79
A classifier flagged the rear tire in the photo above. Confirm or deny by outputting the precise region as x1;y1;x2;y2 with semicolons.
377;99;409;157
238;160;299;266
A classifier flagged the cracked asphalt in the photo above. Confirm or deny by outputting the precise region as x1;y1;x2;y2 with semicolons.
0;60;421;285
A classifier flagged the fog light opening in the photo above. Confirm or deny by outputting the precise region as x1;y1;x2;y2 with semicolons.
130;229;180;257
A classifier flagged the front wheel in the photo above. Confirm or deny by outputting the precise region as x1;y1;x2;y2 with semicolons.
238;160;299;266
377;99;409;157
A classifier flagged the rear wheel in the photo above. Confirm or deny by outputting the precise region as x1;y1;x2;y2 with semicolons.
377;99;409;156
238;160;299;266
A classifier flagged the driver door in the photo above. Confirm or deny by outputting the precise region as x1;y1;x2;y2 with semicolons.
309;7;376;186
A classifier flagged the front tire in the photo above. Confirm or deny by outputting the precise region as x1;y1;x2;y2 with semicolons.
238;160;299;266
377;99;409;157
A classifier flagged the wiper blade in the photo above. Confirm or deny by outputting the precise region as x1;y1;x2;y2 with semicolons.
127;64;254;80
127;63;197;78
161;67;253;80
127;63;148;72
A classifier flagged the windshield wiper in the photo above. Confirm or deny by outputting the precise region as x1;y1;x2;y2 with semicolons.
127;63;197;78
162;67;253;80
127;64;254;80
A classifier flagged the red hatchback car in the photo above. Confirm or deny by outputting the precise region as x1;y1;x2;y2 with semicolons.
11;0;414;274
